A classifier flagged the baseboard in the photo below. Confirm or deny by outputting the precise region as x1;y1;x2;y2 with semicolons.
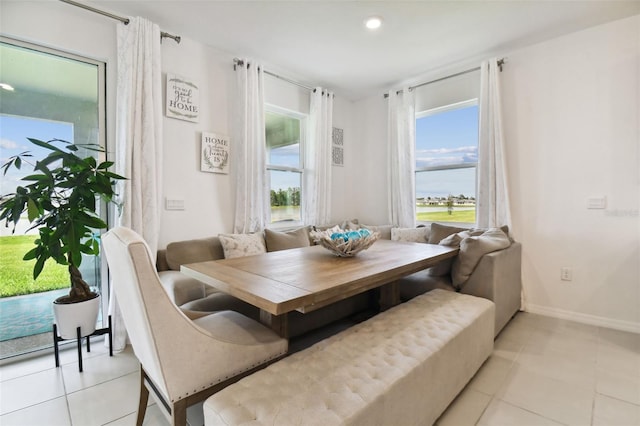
525;304;640;334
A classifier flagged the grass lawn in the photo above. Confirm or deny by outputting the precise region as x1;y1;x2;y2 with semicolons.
417;209;476;223
0;235;68;298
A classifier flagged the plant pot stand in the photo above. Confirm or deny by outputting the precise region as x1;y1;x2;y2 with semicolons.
53;315;113;372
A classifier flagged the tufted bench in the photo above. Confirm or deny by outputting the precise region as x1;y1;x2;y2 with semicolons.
203;289;495;425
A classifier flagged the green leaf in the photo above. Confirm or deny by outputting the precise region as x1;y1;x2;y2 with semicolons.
27;138;65;153
97;161;114;170
26;198;39;221
104;171;127;180
33;256;46;280
77;212;107;229
21;174;48;181
23;247;38;260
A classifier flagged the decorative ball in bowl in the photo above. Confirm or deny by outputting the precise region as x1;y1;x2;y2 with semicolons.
310;227;380;257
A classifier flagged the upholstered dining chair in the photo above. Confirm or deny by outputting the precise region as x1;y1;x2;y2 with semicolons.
102;227;288;426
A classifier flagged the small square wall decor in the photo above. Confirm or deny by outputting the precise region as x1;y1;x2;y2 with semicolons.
166;73;199;122
201;132;230;174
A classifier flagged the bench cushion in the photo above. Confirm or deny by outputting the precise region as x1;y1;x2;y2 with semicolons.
204;289;494;426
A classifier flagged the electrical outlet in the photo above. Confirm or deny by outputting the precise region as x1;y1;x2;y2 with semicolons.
561;267;573;281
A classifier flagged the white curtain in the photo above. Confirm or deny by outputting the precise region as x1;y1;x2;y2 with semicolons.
109;17;163;351
303;88;334;225
233;59;268;233
477;58;512;229
387;88;416;228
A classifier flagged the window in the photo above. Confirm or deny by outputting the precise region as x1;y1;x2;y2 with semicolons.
415;100;478;224
0;37;106;358
265;107;306;225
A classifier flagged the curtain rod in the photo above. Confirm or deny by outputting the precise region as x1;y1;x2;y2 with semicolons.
59;0;181;43
383;58;505;98
234;58;322;94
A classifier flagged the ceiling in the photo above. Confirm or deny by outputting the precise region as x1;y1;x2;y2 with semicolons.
87;1;640;100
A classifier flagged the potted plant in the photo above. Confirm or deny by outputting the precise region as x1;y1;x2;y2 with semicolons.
0;138;125;339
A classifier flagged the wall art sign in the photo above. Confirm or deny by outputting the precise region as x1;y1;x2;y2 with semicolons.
332;127;344;167
201;132;230;174
166;73;199;122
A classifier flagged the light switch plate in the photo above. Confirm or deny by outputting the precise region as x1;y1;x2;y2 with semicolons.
587;196;606;209
165;199;185;210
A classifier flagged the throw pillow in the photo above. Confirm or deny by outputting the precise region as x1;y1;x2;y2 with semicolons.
391;226;430;243
471;225;510;238
340;218;360;230
427;223;468;244
451;228;511;288
426;231;466;276
264;227;311;252
218;233;267;259
361;224;393;240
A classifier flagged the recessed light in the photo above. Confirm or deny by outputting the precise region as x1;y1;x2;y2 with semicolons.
365;16;383;30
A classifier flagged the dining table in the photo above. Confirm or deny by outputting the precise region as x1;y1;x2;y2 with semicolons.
181;239;459;337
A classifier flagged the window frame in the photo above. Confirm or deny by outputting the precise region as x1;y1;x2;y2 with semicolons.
415;98;478;226
264;103;307;228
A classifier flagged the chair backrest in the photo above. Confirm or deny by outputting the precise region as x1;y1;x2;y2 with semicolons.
102;226;184;398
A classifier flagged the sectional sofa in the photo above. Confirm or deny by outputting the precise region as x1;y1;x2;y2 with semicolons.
156;221;522;337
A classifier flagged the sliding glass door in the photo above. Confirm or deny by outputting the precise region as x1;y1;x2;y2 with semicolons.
0;37;106;359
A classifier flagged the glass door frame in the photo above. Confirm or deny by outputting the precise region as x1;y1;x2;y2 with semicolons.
0;35;108;361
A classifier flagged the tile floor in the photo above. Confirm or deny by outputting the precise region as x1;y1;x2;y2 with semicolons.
0;312;638;426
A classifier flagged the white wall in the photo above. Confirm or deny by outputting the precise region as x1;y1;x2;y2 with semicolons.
502;15;640;331
351;14;640;331
351;93;388;225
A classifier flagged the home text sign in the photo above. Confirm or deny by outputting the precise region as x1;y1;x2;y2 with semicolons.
166;73;199;122
201;132;230;174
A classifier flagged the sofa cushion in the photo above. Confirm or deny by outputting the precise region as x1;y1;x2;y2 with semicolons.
452;228;511;289
181;292;260;320
361;224;393;240
165;237;224;270
428;223;469;244
391;226;430;243
264;227;311;252
218;233;267;259
158;270;206;306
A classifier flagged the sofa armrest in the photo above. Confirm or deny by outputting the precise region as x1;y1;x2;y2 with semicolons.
459;242;522;336
158;270;207;306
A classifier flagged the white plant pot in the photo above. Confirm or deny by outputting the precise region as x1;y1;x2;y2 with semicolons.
53;294;101;340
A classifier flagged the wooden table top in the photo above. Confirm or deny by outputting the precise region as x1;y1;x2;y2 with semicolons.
181;239;459;316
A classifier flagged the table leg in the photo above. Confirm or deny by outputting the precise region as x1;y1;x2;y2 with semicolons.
260;310;289;339
379;281;401;311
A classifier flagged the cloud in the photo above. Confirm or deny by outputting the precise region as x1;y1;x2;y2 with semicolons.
0;138;19;150
416;146;477;168
417;146;477;156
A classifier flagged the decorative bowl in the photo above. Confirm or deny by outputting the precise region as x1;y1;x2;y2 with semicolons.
310;227;380;257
